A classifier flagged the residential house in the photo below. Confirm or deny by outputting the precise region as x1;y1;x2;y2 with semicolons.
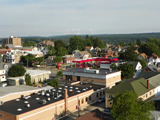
106;78;155;108
37;39;54;47
62;55;75;63
72;50;91;60
138;53;147;60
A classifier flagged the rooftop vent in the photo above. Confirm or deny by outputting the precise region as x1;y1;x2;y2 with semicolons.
26;104;30;108
36;98;40;100
52;89;56;92
47;98;51;101
24;101;29;104
58;90;62;92
70;86;73;89
59;87;62;90
83;89;86;91
75;87;79;90
42;100;47;105
69;89;73;92
17;108;22;112
16;99;20;102
46;93;50;97
77;90;81;93
84;68;99;74
65;86;68;88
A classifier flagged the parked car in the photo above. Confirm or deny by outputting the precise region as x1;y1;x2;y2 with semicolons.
103;108;111;115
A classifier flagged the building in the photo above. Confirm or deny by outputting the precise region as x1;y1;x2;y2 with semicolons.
0;83;106;120
63;68;121;88
3;36;22;47
106;78;155;108
72;50;92;60
7;70;51;86
62;55;75;63
37;40;54;47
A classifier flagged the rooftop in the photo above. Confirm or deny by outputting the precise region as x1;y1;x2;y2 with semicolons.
0;85;39;98
107;78;154;96
26;70;51;77
64;68;119;76
0;85;93;115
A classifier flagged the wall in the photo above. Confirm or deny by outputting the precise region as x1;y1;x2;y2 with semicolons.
0;110;16;120
15;89;106;120
31;73;49;83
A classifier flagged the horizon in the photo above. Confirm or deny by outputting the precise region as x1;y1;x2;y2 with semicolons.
0;0;160;37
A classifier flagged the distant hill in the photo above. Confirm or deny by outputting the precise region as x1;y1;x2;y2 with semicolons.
1;32;160;44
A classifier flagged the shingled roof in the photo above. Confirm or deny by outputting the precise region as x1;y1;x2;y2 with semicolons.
107;78;154;96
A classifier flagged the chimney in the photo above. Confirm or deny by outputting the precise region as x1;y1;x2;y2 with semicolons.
64;89;68;115
147;80;150;89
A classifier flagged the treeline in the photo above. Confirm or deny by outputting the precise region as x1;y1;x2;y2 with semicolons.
20;32;160;44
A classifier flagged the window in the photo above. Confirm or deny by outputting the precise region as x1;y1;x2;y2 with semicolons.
109;95;112;99
86;97;88;102
103;91;105;95
82;99;84;104
89;96;91;101
100;92;102;96
150;91;152;95
146;93;148;98
96;93;99;98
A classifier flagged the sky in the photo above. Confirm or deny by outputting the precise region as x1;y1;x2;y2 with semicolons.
0;0;160;37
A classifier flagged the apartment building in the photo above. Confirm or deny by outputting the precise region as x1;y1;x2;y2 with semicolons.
3;36;22;47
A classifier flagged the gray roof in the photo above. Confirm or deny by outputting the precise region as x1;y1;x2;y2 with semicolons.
148;74;160;88
0;85;39;98
137;71;160;79
147;64;158;72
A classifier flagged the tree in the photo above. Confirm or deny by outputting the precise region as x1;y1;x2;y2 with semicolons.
111;91;154;120
47;46;56;56
54;56;62;63
139;42;160;56
110;63;118;70
119;46;138;61
23;40;36;47
138;59;147;69
47;78;59;87
20;54;35;67
8;64;26;77
118;63;134;79
25;74;32;86
91;38;105;48
56;71;63;77
54;40;66;51
68;36;84;53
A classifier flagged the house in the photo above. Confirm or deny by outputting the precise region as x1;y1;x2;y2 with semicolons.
37;39;54;47
138;53;147;60
91;47;101;57
72;50;92;60
62;55;75;63
0;65;7;87
84;46;94;51
106;78;155;108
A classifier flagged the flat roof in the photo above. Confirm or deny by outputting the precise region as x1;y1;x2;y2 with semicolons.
26;70;51;77
0;85;39;98
0;85;94;115
63;68;119;76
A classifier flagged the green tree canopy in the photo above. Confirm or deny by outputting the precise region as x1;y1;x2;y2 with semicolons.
139;42;160;56
119;46;138;61
91;38;105;48
118;63;135;79
68;36;84;53
47;46;56;56
138;59;147;69
20;54;35;67
56;71;63;77
54;56;62;63
8;64;26;77
23;40;36;47
25;74;32;86
111;91;154;120
47;78;59;87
